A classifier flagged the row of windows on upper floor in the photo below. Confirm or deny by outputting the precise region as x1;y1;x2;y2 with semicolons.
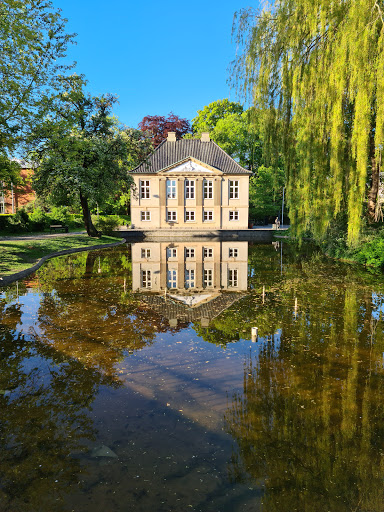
141;268;239;289
140;210;240;222
139;179;240;200
140;247;240;259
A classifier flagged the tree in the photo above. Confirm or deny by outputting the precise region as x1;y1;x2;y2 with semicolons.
138;112;191;147
249;166;285;220
212;110;263;172
232;0;384;246
0;0;76;181
191;98;243;134
32;89;152;236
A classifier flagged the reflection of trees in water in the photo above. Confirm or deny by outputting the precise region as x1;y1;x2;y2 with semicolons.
224;281;384;511
33;248;168;376
0;300;109;512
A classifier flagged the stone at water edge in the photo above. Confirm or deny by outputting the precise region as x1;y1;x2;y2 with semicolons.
90;445;118;458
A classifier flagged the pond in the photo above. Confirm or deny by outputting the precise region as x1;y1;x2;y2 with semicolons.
1;240;384;512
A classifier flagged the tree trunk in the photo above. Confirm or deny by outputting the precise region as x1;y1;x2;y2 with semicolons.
80;190;99;237
367;135;381;223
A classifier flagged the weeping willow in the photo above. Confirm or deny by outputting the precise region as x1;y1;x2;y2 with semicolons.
232;0;384;246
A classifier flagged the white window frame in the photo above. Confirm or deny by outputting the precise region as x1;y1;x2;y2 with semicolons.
141;248;151;258
185;269;195;289
185;248;195;259
229;210;239;221
229;248;238;258
141;270;151;288
203;247;213;259
204;268;213;288
185;179;195;199
229;180;239;199
185;210;195;222
167;210;177;222
167;179;177;199
203;210;213;222
140;180;150;199
167;269;177;289
204;179;213;199
228;269;238;287
140;211;151;221
167;247;177;258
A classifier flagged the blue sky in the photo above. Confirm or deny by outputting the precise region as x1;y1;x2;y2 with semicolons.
51;0;256;128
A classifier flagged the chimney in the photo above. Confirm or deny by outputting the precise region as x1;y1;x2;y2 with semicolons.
201;132;210;142
167;131;176;142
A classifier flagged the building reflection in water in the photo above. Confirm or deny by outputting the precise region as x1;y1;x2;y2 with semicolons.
131;240;248;327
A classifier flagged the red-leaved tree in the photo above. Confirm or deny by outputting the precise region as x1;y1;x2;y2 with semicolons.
138;112;191;147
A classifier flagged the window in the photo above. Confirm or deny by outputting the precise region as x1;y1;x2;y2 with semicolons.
185;210;195;222
141;248;151;258
140;211;151;221
167;269;177;288
229;248;238;258
140;180;150;199
167;179;177;199
229;210;239;221
204;179;213;199
204;268;213;288
167;210;177;222
203;247;213;259
228;269;238;287
203;210;213;221
167;247;177;258
185;269;195;289
141;270;151;288
185;248;195;259
185;179;195;199
229;180;239;199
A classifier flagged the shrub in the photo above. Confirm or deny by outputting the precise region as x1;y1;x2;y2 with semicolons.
355;235;384;268
28;207;49;231
7;209;29;233
49;206;70;225
93;215;121;235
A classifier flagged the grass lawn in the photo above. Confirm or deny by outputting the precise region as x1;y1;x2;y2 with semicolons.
0;235;122;277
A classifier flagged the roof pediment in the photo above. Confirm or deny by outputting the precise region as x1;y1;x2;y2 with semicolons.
158;157;223;176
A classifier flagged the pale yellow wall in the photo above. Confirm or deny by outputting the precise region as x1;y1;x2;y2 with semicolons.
130;167;250;230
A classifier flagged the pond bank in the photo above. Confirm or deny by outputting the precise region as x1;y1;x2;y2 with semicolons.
0;235;125;286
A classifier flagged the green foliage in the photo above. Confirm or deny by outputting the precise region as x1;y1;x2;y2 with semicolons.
31;88;151;236
28;207;49;231
0;0;76;174
49;206;70;225
7;209;29;232
232;0;384;246
212;110;263;172
191;99;244;133
355;236;384;268
93;215;122;236
249;166;285;220
0;235;121;276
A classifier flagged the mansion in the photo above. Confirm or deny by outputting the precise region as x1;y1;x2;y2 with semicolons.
130;132;251;230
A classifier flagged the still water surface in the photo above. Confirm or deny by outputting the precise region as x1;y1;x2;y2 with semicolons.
1;241;384;512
